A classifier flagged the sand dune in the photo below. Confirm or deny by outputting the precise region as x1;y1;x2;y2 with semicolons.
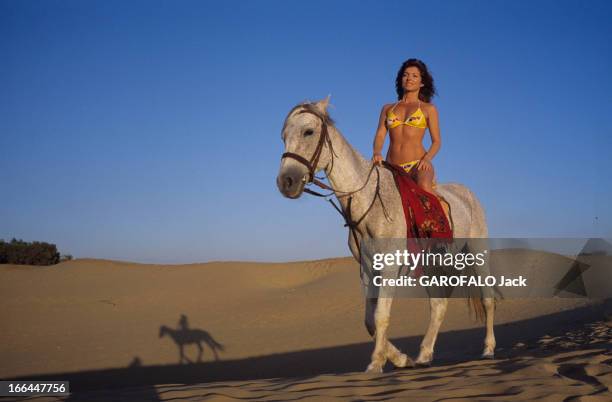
0;254;610;401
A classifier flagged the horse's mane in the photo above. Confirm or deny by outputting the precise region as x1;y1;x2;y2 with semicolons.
283;102;335;133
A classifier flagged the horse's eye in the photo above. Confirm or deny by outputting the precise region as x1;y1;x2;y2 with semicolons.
303;129;314;137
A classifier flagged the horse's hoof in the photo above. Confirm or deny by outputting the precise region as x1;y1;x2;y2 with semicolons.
365;363;384;373
481;352;495;360
415;351;433;367
399;354;415;368
390;353;414;368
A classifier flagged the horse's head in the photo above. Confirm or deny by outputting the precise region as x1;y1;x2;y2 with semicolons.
277;97;335;199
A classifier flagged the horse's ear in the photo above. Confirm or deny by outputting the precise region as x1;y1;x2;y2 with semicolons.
316;95;331;112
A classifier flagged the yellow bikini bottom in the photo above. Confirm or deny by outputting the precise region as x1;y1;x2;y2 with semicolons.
399;160;420;173
398;159;437;189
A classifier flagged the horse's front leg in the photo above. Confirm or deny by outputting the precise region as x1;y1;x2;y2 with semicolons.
367;296;416;372
196;342;204;362
365;297;413;370
179;343;189;364
355;234;413;372
366;296;393;373
416;297;448;365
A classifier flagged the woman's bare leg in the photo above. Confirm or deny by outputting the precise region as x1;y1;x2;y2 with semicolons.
415;162;435;194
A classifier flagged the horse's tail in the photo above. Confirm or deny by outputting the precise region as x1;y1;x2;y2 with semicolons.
202;332;225;351
461;234;493;323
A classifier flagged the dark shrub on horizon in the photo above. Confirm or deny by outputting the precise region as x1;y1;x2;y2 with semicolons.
0;238;61;266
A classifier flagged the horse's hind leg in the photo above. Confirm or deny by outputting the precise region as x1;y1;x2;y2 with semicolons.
365;298;413;370
416;297;448;365
472;238;495;359
482;297;496;358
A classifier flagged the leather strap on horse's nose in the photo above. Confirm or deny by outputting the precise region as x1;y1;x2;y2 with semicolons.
281;151;313;181
281;109;331;183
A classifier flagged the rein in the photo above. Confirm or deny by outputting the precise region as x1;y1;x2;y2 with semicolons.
281;109;392;260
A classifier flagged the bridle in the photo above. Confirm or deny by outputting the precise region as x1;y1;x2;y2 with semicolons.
280;108;392;261
281;108;336;191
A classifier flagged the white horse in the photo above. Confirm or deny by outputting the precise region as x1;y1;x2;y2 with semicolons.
276;98;495;373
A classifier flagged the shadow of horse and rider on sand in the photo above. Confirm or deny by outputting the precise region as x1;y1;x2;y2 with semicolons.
159;314;224;364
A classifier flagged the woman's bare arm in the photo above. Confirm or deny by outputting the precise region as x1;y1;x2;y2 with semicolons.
417;104;441;172
372;105;390;163
423;104;441;161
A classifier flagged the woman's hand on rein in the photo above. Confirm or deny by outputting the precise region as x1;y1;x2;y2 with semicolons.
372;153;383;165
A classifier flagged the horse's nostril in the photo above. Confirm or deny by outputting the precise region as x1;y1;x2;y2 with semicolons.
285;176;293;189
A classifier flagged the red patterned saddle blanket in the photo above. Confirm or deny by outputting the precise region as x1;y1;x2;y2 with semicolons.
385;162;453;239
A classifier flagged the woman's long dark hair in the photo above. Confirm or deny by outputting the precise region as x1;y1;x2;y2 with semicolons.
395;59;436;102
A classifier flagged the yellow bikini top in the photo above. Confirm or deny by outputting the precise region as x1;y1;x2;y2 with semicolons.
386;101;428;129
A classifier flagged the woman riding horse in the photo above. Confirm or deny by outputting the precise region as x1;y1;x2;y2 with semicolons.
372;59;440;195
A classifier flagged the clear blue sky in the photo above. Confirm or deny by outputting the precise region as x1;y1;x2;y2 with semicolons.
2;0;611;263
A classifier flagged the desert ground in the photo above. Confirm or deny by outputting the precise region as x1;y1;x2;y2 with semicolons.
1;254;610;401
